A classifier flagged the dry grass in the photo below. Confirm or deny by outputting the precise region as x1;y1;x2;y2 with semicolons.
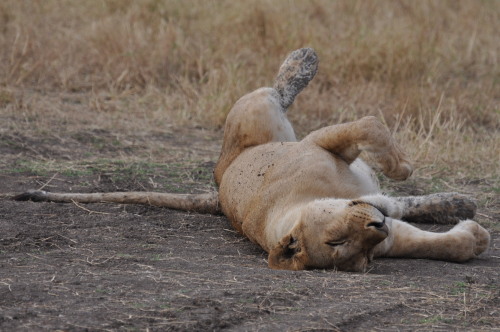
0;0;499;178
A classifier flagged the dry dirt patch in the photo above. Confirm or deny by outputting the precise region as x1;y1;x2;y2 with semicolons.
0;119;498;331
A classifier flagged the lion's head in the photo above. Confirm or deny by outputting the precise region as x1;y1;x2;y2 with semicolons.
268;199;390;272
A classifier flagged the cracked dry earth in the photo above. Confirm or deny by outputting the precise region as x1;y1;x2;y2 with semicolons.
0;124;499;331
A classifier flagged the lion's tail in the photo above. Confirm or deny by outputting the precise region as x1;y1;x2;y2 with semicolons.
12;190;221;215
273;47;319;110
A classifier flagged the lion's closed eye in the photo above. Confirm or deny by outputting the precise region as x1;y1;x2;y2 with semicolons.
326;240;346;247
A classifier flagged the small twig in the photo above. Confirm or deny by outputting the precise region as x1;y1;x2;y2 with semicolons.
38;172;59;190
56;233;78;244
0;193;18;199
0;281;12;292
85;256;114;265
463;290;468;320
71;200;111;215
476;212;493;220
322;318;342;331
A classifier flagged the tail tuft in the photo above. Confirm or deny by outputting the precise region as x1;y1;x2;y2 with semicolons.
12;190;48;202
273;48;319;110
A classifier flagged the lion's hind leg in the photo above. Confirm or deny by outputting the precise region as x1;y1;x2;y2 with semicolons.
273;47;318;109
214;48;318;185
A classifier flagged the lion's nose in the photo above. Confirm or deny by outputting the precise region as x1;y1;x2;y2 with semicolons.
366;220;384;229
365;217;389;235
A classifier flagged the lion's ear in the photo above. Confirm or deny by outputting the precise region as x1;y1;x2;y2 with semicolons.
268;234;305;270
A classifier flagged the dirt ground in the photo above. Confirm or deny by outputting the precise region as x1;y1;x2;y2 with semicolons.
1;103;499;331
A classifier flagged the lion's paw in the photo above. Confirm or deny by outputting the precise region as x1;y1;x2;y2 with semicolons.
436;193;477;221
453;220;490;257
401;193;477;224
390;159;413;181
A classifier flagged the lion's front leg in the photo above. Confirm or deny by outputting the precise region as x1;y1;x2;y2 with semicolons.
395;192;477;224
360;192;477;224
303;116;413;181
373;219;490;262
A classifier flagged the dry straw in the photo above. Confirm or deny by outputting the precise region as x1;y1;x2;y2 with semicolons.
0;0;498;177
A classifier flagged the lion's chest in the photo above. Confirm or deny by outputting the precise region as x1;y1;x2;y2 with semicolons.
218;142;379;245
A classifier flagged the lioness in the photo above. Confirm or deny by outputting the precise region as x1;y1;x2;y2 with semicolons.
15;48;490;272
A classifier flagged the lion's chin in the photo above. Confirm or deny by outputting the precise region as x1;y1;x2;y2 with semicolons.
333;256;370;273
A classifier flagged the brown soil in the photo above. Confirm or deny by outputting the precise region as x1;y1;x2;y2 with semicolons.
1;123;499;331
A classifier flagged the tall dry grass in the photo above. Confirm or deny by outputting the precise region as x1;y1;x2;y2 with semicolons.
0;0;499;177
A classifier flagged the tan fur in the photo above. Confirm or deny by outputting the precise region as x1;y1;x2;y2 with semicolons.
14;48;491;272
14;190;219;214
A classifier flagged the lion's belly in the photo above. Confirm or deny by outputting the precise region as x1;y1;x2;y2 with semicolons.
218;142;379;244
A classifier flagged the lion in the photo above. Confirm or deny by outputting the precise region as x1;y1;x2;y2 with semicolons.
14;48;490;272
